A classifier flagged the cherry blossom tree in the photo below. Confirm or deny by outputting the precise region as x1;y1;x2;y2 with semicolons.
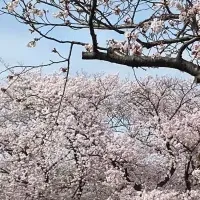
2;0;200;80
1;72;200;199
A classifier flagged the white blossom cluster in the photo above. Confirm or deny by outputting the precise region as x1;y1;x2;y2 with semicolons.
6;0;19;12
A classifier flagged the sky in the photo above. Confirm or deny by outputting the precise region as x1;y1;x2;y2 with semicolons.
0;6;191;81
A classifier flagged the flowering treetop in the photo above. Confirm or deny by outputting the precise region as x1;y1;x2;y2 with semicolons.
2;0;200;80
1;72;200;199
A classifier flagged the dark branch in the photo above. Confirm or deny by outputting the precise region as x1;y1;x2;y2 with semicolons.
137;37;193;49
157;162;176;188
89;0;98;52
177;37;200;60
82;51;200;78
185;157;192;191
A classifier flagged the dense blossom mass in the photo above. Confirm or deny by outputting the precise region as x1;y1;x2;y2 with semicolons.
2;0;200;79
0;73;200;199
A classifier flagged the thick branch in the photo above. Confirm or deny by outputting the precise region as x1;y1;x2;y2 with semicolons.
157;162;176;188
89;0;98;52
185;157;192;191
156;141;176;188
82;51;200;78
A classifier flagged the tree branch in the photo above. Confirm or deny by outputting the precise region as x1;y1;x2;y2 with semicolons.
82;51;200;78
157;162;176;188
89;0;98;52
177;37;200;60
137;36;193;49
184;156;192;191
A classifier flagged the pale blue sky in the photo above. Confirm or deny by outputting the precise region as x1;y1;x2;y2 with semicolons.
0;11;190;80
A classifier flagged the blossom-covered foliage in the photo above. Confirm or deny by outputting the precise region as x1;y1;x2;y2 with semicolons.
0;73;200;199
